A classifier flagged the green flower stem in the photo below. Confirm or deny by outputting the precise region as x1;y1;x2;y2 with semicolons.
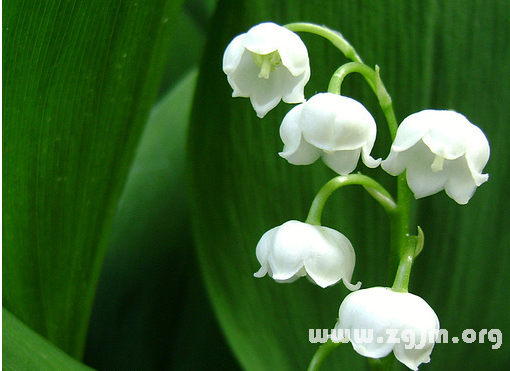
308;340;396;371
391;227;424;292
307;339;342;371
284;23;363;64
328;62;376;96
392;248;414;293
392;240;414;292
305;174;397;226
283;22;398;140
388;174;413;277
328;62;398;140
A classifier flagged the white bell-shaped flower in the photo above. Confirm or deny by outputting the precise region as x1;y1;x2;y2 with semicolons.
254;220;360;290
279;93;381;175
222;22;310;118
382;110;490;204
334;287;440;371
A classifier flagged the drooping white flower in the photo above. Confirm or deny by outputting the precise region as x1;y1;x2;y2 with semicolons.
382;110;490;204
254;220;360;290
279;93;381;175
222;22;310;118
334;287;440;371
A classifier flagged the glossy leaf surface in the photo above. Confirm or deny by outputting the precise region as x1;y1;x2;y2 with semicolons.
3;308;96;371
3;0;185;357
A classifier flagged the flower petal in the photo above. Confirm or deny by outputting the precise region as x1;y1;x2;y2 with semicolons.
381;149;406;176
299;93;377;152
242;23;309;77
279;104;321;165
222;34;246;75
405;148;450;199
268;64;307;104
388;141;450;199
361;145;381;169
266;221;311;281
273;269;306;283
336;287;396;358
421;111;473;160
227;51;284;117
392;294;440;370
226;49;260;97
281;65;310;104
393;340;434;371
303;226;358;288
242;22;283;55
322;149;361;175
275;30;309;77
389;111;432;152
465;124;490;185
253;226;277;278
443;156;479;204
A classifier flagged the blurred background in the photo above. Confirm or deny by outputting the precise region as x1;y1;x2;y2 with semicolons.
83;0;242;369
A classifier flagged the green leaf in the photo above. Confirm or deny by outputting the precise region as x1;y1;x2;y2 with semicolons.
3;0;185;358
158;5;210;94
2;308;96;371
188;1;510;370
84;68;241;370
84;69;194;367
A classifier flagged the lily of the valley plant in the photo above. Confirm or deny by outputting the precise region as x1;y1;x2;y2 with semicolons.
223;21;490;371
223;22;310;118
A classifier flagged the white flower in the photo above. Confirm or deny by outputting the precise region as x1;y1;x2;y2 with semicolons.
334;287;440;371
254;220;360;290
222;22;310;118
382;110;490;204
279;93;381;175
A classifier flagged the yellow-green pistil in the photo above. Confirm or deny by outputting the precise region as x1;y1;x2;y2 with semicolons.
251;51;282;79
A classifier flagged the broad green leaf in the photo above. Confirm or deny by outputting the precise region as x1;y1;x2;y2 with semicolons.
3;0;185;358
188;1;510;370
2;308;96;371
158;2;212;95
84;68;240;370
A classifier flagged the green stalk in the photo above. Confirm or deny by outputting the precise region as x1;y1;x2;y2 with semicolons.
388;173;413;275
284;23;363;63
305;174;397;226
328;63;398;140
392;226;424;292
306;340;341;371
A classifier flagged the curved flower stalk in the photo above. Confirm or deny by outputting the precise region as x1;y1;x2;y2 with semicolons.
279;93;381;175
382;110;490;204
222;22;310;118
334;287;440;371
254;220;360;290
